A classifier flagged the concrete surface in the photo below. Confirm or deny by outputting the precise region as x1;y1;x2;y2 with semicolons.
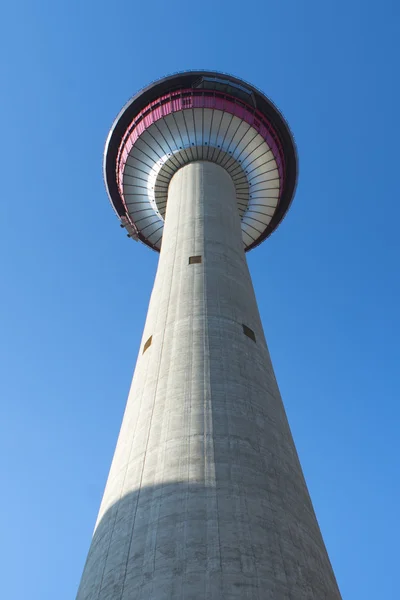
76;162;341;599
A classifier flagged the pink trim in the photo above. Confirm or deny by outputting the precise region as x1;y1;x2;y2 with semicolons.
116;90;286;233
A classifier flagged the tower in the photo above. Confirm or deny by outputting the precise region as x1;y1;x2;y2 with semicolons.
77;72;341;599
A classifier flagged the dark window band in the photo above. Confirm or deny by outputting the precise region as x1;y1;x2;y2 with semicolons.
143;335;152;353
242;324;256;342
189;255;202;264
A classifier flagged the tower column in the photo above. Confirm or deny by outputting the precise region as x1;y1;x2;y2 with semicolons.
77;162;340;599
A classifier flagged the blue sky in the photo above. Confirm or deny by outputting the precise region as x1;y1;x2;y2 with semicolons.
1;1;399;598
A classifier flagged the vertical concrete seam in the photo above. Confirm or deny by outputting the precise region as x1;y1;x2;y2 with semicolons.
149;166;188;598
203;165;224;597
202;166;222;598
118;174;181;600
181;166;193;596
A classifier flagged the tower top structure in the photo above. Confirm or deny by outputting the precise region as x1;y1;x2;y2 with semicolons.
77;73;342;600
104;70;298;252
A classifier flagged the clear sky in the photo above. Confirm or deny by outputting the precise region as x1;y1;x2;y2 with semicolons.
1;1;399;598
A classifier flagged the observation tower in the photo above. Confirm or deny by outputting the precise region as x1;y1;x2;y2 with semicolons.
77;71;341;599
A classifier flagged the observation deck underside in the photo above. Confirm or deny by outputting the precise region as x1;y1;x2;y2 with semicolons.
104;72;297;251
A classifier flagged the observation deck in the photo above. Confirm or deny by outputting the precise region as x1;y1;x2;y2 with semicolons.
104;71;298;252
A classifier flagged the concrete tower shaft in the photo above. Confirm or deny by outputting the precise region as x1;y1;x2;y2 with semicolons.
77;162;341;599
